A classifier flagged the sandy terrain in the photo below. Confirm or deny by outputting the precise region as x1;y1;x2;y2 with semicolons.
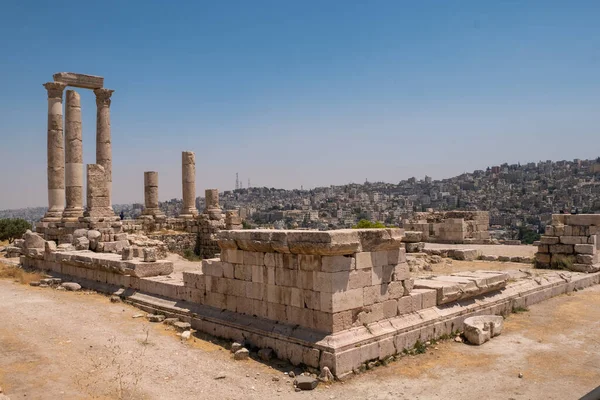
1;274;600;400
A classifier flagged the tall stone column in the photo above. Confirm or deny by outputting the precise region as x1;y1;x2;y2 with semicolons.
93;88;115;213
142;171;165;218
180;151;198;218
62;90;84;220
43;82;67;221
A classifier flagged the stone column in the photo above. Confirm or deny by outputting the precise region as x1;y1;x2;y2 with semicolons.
93;88;115;212
84;164;113;218
180;151;198;218
142;171;165;218
205;188;223;220
62;90;84;220
43;82;67;221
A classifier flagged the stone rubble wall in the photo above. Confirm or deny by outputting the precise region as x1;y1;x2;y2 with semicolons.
403;211;490;244
535;214;600;272
182;229;418;334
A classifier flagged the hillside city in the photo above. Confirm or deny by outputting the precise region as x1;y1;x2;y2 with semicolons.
3;158;599;239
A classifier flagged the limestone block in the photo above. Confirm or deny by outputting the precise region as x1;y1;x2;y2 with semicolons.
387;248;406;264
221;248;243;264
23;231;45;249
537;244;549;253
357;303;384;325
402;231;422;243
371;265;394;285
321;255;355;272
540;236;559;245
320;288;364;313
234;264;252;281
560;236;588;245
74;237;89;251
44;241;57;253
143;247;157;262
463;315;503;345
575;244;595;255
392;263;410;281
298;254;321;271
397;295;414;315
354;252;373;269
576;254;595;265
53;72;104;89
242;251;264;266
549;244;574;254
73;229;88;239
298;270;315;290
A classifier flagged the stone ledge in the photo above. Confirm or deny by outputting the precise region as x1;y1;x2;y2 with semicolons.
53;72;104;89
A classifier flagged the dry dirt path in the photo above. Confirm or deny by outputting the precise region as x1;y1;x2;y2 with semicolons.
1;279;600;399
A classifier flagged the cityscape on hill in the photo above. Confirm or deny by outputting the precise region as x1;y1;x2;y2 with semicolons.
3;157;599;238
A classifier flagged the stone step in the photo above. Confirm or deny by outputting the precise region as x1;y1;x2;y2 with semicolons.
414;271;509;305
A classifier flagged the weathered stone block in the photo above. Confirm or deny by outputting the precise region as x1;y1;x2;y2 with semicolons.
575;244;595;255
321;255;354;272
221;248;243;264
540;236;559;245
320;288;364;313
549;244;574;254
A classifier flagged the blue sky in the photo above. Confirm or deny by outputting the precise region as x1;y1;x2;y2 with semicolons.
1;1;599;209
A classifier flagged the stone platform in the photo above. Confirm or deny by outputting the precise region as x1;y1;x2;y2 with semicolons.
18;228;600;379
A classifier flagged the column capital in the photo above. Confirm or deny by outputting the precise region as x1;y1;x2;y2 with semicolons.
43;82;67;99
93;88;115;106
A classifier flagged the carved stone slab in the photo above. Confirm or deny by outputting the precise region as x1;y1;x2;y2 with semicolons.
53;72;104;89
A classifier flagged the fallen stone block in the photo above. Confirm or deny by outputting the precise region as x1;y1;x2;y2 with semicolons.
234;348;249;360
147;314;165;323
463;315;504;345
61;282;81;291
294;375;319;390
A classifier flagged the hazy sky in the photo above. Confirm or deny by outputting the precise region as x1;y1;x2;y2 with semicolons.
1;1;599;209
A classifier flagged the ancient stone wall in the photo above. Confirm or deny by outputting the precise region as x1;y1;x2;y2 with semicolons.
183;229;414;334
403;211;490;244
535;214;600;272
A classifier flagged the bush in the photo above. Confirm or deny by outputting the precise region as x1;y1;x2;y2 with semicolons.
183;248;201;262
550;254;574;270
352;219;386;229
0;218;31;244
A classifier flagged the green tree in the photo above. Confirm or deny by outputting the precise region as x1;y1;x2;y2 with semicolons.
352;219;386;229
517;227;540;245
0;218;32;244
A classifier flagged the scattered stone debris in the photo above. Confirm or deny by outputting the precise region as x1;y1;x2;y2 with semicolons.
288;371;296;378
173;321;191;332
454;336;463;343
132;314;144;318
318;367;334;383
294;375;319;391
230;342;244;353
518;372;524;378
233;348;249;360
181;331;191;341
463;315;504;345
258;348;274;361
214;374;226;380
29;281;40;287
147;314;166;323
61;282;81;291
110;295;121;303
163;318;179;325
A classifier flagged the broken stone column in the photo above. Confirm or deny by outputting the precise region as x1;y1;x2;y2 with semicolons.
180;151;198;218
84;164;114;218
93;88;115;212
43;82;67;221
62;90;84;220
142;171;165;218
205;188;223;220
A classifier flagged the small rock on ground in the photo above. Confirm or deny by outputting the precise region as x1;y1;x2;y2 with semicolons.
294;376;319;391
258;348;274;361
233;348;249;360
147;314;165;323
61;282;81;291
231;342;244;353
29;281;40;287
110;295;121;303
318;367;334;382
173;321;191;331
181;331;191;341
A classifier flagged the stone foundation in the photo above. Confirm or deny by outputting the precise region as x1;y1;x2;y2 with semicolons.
535;214;600;272
403;211;491;244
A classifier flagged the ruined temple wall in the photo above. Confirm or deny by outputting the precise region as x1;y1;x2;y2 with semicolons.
402;211;490;244
182;229;418;334
536;214;600;272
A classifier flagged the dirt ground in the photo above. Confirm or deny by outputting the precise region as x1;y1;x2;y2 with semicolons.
425;243;537;258
2;274;600;400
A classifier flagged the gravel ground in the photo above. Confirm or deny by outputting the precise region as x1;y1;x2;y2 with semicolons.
2;277;600;399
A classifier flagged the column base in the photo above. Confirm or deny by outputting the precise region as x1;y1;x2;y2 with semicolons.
62;207;85;222
42;209;65;222
141;209;166;219
84;207;117;219
179;208;198;219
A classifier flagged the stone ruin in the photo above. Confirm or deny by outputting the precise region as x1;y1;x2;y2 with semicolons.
11;72;600;381
402;211;491;244
535;214;600;272
28;72;239;261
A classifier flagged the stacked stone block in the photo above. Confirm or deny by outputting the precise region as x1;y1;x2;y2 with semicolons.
536;214;600;272
183;229;414;334
403;211;490;244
